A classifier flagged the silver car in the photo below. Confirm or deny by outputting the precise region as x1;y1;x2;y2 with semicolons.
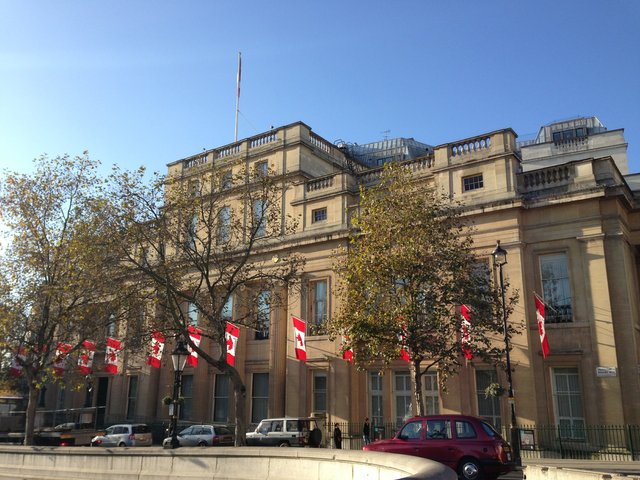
91;423;152;447
162;424;235;447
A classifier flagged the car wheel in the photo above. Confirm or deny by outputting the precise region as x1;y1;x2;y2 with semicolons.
278;441;290;447
458;458;483;480
198;441;207;447
118;442;127;447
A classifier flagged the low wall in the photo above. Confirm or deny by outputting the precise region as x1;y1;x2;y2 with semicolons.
0;446;456;480
525;464;640;480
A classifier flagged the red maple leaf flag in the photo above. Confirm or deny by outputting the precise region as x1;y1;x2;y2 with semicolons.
146;332;165;368
535;293;550;358
9;348;27;377
292;316;306;362
53;343;72;376
342;336;353;363
225;322;240;366
78;340;96;375
187;325;201;367
460;304;473;360
104;337;121;374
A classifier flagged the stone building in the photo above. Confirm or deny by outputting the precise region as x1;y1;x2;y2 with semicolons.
41;116;640;436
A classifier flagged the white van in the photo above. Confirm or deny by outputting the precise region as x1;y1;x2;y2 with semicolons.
245;417;322;447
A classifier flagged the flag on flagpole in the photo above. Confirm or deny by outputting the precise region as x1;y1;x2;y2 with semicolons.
9;348;27;377
187;325;201;367
146;332;165;368
399;324;410;362
534;293;550;358
460;304;473;360
78;340;96;375
53;343;72;376
104;337;121;374
225;322;240;366
341;336;353;363
292;316;306;362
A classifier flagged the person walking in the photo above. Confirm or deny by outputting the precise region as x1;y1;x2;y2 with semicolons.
362;417;371;445
333;423;342;449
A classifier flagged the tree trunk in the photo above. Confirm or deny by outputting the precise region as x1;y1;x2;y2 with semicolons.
230;370;247;446
411;360;425;417
24;383;39;446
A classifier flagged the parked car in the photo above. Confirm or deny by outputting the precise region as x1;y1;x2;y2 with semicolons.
245;417;322;447
91;423;152;447
363;415;515;480
162;424;235;447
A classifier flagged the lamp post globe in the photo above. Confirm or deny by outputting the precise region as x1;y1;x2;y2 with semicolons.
491;241;521;466
169;338;189;449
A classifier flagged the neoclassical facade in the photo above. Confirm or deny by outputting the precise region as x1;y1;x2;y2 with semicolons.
42;117;640;436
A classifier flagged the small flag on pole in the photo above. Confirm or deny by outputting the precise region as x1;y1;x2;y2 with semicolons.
104;337;122;374
292;316;306;362
534;293;550;358
53;343;72;376
225;322;240;366
187;326;201;367
146;332;165;368
460;304;472;360
78;340;96;375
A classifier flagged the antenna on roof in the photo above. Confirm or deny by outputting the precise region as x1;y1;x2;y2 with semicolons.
234;52;242;142
381;130;390;141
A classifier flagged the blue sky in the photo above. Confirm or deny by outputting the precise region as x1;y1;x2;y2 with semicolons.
1;0;639;175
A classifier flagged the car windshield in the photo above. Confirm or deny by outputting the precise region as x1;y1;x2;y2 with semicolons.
104;427;115;435
256;421;272;434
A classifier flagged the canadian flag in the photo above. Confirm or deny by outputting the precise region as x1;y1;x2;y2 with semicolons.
399;325;410;362
78;340;96;375
535;293;550;358
342;336;353;363
460;304;473;360
9;348;27;377
292;316;306;362
146;332;165;368
225;322;240;366
53;343;72;376
104;337;121;374
187;325;201;367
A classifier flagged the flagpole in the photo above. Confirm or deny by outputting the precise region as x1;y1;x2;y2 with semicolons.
234;52;241;142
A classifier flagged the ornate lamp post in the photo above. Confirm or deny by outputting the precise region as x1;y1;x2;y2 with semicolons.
491;240;521;466
169;338;189;449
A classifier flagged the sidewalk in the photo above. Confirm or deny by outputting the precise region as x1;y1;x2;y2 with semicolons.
523;458;640;476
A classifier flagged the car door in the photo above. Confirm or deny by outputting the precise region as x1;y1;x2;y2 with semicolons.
255;421;273;446
179;426;196;446
390;419;425;456
420;419;455;469
213;426;234;446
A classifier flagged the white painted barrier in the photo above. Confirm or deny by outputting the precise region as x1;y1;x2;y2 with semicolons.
0;446;457;480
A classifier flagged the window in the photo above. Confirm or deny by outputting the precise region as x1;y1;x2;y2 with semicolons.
394;370;412;426
455;420;477;439
463;174;484;192
398;419;423;440
253;199;267;237
423;371;440;415
426;419;451;439
575;127;586;137
312;207;327;223
126;376;138;420
255;290;270;340
540;253;572;323
186;214;197;247
369;372;384;426
552;132;562;142
255;161;268;177
221;171;233;190
218;206;231;244
552;367;585;439
313;371;327;413
251;373;269;423
106;314;116;337
221;296;233;322
187;302;199;326
309;279;328;335
213;374;229;423
475;369;501;430
188;180;199;197
180;375;193;420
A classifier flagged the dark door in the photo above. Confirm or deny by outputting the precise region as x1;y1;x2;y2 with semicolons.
96;377;109;428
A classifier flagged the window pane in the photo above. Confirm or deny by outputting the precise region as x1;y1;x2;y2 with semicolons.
369;372;384;425
394;370;412;426
540;253;572;323
313;372;327;413
180;375;194;420
214;374;229;423
222;296;233;322
475;370;501;430
126;376;138;420
423;372;440;415
552;367;584;439
188;302;198;326
255;290;270;340
252;373;269;423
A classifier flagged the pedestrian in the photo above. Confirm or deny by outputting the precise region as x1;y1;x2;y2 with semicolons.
363;417;370;445
333;423;342;449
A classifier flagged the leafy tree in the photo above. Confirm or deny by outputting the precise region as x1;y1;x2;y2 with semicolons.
0;154;134;444
110;162;303;445
329;163;519;416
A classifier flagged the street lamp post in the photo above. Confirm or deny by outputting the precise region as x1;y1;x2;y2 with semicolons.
492;240;521;466
169;338;189;449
